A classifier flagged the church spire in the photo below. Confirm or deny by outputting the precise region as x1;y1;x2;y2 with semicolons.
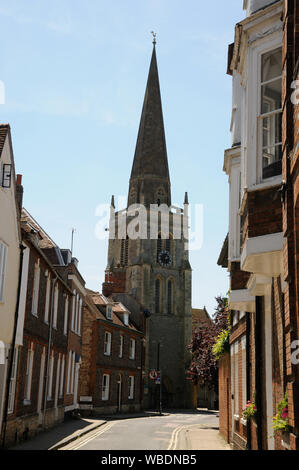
128;40;171;207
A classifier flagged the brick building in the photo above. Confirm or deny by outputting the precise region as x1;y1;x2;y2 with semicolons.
79;291;145;415
218;0;299;450
2;208;87;447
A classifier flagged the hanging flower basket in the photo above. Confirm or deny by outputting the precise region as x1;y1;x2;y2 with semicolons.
242;401;257;421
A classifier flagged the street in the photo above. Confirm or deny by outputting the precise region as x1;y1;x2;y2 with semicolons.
59;410;229;451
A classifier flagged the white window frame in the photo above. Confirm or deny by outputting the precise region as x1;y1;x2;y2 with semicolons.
128;376;134;399
24;343;34;404
52;284;59;329
106;304;113;320
59;354;65;398
31;259;40;316
257;46;282;181
129;339;136;360
0;241;8;302
245;32;283;189
102;374;110;401
77;298;82;335
71;290;76;331
119;335;124;358
44;272;51;324
63;295;69;335
8;347;19;414
104;332;112;356
47;352;54;400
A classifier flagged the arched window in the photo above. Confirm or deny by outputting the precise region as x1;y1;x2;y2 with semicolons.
155;279;161;313
167;279;173;314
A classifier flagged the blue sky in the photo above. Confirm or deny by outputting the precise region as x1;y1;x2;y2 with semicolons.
0;0;245;316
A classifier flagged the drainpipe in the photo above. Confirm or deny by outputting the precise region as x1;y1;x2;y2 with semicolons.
42;276;57;428
255;296;263;450
1;244;26;448
246;311;252;450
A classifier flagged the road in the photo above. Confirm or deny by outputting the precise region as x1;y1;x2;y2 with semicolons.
60;410;223;451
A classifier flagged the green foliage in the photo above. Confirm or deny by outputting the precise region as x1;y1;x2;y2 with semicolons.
212;296;230;360
212;328;230;360
272;391;290;433
242;400;257;421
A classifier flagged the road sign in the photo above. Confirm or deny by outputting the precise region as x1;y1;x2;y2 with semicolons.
149;370;158;380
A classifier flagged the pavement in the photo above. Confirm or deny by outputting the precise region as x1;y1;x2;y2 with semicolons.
8;409;231;451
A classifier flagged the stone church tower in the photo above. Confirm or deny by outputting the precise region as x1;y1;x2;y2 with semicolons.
106;42;193;409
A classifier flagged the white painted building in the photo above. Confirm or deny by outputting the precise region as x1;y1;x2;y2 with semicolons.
0;124;21;436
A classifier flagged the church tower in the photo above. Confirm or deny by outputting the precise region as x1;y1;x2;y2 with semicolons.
106;40;192;409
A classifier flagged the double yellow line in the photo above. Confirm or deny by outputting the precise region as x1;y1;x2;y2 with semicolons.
60;421;116;450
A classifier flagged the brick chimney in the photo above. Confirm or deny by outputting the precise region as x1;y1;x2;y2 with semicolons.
16;174;23;218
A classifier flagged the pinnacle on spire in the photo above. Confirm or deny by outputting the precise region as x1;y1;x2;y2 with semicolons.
184;192;189;205
110;195;115;208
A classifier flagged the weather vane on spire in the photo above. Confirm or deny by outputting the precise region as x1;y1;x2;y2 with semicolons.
151;31;157;45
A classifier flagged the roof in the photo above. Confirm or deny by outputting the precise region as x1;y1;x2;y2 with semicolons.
21;207;58;249
192;308;212;330
0;124;9;157
88;291;139;333
217;233;229;268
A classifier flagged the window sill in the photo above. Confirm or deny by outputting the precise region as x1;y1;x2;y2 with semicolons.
104;353;111;357
240;418;247;426
247;175;282;193
23;399;31;406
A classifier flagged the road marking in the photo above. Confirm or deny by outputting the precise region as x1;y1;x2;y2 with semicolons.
60;422;116;450
167;425;186;450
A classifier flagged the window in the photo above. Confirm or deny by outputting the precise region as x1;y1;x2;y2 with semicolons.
155;279;161;313
31;260;40;316
102;374;110;401
104;332;112;356
71;290;76;331
259;48;282;179
123;313;129;326
59;355;65;398
44;273;51;323
67;351;72;394
52;284;59;328
1;163;12;188
77;297;82;335
128;376;134;399
24;343;34;403
8;347;19;414
47;352;54;400
129;339;136;360
167;280;173;314
63;296;69;335
119;335;124;358
0;241;7;302
106;304;113;320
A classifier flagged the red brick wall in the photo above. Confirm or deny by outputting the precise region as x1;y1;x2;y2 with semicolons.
218;353;231;443
230;262;251;291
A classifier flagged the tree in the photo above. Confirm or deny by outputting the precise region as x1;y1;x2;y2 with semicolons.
187;296;229;392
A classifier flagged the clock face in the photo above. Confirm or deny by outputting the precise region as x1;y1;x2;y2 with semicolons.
158;250;172;267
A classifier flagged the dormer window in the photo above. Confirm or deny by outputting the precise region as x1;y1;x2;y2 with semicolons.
123;313;129;326
106;305;113;320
